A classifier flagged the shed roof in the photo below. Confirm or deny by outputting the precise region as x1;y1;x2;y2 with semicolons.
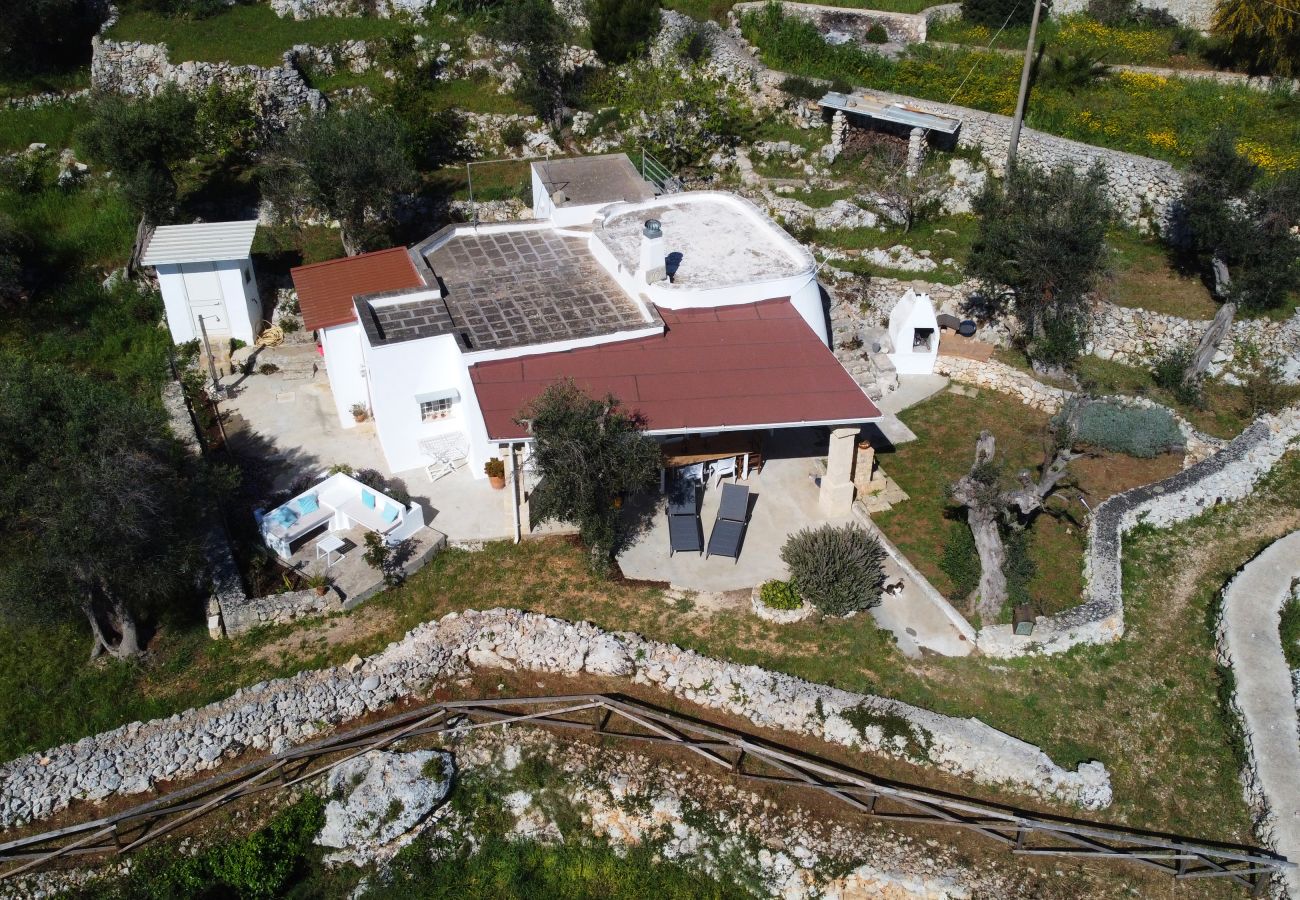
291;248;425;332
470;299;880;440
817;91;961;135
531;154;655;208
141;220;259;266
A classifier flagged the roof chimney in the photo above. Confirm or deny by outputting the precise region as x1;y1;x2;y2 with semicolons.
639;219;666;284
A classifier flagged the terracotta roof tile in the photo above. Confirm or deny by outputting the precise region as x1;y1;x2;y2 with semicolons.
470;298;880;440
290;248;424;332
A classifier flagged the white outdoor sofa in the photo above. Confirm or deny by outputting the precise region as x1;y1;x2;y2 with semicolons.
256;472;426;561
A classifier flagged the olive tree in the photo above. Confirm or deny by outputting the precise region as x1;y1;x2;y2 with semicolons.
0;355;203;659
259;104;416;256
518;380;661;575
491;0;575;131
1212;0;1300;76
967;163;1112;368
590;0;662;65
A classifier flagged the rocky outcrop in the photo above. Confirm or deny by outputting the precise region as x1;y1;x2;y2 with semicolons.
91;37;325;129
317;749;454;864
0;609;1114;831
270;0;436;20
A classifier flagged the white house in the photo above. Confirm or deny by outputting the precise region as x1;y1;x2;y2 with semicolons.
529;153;655;227
292;156;879;485
887;288;939;376
141;220;262;346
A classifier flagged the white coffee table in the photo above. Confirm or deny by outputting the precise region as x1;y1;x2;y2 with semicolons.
316;533;347;568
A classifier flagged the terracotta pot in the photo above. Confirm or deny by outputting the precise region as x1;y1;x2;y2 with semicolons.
488;474;506;490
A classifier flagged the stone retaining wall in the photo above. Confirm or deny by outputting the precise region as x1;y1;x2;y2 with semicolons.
733;1;929;44
91;37;325;129
935;355;1071;412
1051;0;1215;29
0;608;1114;830
979;406;1300;657
270;0;435;19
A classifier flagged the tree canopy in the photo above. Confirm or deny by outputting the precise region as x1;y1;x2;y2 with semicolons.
1212;0;1300;76
259;104;417;256
1180;129;1300;312
519;380;661;575
80;88;200;225
962;0;1048;27
491;0;576;130
967;162;1112;367
0;355;205;657
0;0;105;80
590;0;662;65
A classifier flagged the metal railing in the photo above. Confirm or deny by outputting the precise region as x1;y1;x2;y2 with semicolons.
0;694;1290;894
639;149;682;195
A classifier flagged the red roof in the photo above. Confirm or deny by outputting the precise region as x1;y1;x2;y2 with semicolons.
290;247;424;331
470;299;880;440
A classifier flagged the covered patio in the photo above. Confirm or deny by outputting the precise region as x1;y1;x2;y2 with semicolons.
617;429;852;592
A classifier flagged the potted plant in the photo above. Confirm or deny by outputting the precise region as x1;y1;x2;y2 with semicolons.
304;570;331;597
350;402;368;423
485;457;506;489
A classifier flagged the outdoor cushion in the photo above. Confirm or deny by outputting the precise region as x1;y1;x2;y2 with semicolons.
362;489;376;509
381;503;400;524
294;493;319;515
268;507;298;528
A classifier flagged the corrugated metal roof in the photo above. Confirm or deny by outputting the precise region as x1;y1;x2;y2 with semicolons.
140;220;259;266
470;299;881;440
818;91;961;135
291;247;425;332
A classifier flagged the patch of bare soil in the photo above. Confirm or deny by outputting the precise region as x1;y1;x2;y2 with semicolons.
251;604;398;664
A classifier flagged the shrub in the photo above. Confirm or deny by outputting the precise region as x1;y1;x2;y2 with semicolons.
864;23;888;44
1281;584;1300;671
258;362;279;376
499;120;527;150
277;316;300;334
759;579;803;610
938;523;980;600
1151;343;1204;407
780;523;887;616
1059;398;1185;457
779;75;826;101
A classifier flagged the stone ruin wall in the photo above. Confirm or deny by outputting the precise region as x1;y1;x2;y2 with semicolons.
91;37;325;130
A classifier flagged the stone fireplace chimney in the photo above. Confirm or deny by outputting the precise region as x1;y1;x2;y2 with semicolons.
639;219;666;284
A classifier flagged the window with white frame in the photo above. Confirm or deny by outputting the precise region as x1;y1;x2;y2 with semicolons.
420;397;453;421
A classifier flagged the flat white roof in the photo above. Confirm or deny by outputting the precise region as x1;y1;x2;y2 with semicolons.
594;192;812;290
141;220;258;266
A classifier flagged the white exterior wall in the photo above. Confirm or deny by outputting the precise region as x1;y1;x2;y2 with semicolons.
363;332;491;476
320;322;368;429
530;166;619;228
157;258;260;346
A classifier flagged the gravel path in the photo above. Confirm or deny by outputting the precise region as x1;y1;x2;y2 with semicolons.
1219;531;1300;898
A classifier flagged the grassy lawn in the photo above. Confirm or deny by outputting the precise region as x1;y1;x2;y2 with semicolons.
106;5;424;67
0;69;90;103
0;99;90;154
1101;227;1219;320
929;13;1220;71
872;389;1180;620
804;213;978;286
741;8;1300;170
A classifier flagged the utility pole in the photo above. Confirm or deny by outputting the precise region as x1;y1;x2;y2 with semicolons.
1006;0;1044;174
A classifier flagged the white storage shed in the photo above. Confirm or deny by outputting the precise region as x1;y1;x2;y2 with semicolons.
141;220;262;346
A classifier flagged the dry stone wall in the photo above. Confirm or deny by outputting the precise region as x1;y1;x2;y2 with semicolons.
732;1;929;44
979;406;1300;657
91;37;325;128
0;608;1115;831
1051;0;1216;29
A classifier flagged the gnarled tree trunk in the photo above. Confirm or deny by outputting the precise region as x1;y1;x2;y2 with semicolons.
1184;300;1236;387
83;582;142;660
951;428;1079;622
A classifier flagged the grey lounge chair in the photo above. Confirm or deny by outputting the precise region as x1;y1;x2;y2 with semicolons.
667;481;702;556
707;483;750;562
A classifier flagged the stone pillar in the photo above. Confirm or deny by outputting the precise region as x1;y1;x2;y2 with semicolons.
906;126;925;179
820;426;860;517
831;111;847;154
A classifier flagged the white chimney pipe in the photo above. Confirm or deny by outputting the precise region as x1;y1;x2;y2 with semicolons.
639;219;666;284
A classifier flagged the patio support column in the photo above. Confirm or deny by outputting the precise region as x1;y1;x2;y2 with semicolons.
820;426;859;517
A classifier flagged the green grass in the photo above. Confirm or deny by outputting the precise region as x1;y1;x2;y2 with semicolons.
0;99;90;153
1100;227;1219;319
929;13;1217;70
664;0;936;21
0;68;90;103
800;213;979;286
1281;587;1300;672
106;5;419;67
428;74;533;116
741;8;1300;170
